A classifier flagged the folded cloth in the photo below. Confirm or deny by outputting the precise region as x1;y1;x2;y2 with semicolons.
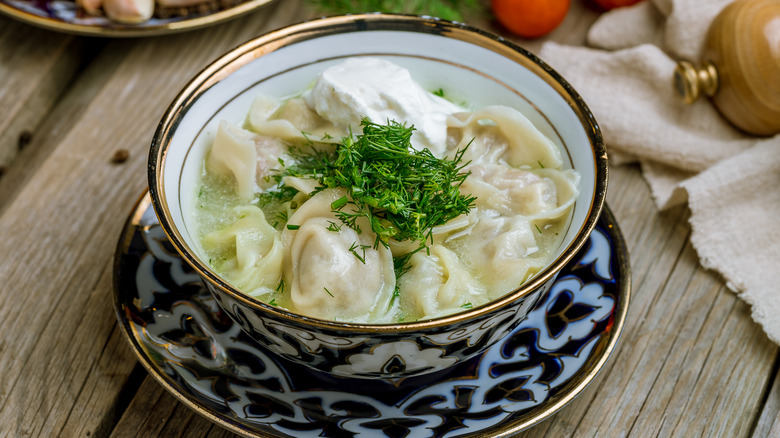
538;0;780;343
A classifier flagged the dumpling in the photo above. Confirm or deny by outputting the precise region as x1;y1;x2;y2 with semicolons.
206;120;258;200
246;95;346;144
460;163;580;220
206;119;291;197
397;244;486;320
281;188;397;322
448;209;548;298
202;205;283;297
446;105;562;168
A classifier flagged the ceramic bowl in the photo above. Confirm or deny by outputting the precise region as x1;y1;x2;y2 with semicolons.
148;14;607;379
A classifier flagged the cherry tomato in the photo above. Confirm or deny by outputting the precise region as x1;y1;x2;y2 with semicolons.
491;0;571;38
588;0;645;10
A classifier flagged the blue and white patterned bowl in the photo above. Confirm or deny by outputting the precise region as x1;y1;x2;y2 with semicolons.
113;194;629;437
147;14;608;379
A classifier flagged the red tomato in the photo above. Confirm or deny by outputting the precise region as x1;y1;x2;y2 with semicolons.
491;0;571;38
588;0;645;10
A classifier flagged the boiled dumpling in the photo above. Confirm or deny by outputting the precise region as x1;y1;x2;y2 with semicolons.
460;163;579;220
397;244;485;320
202;205;283;296
281;188;397;322
246;95;346;144
206;120;258;200
206;119;292;197
446;105;562;168
448;209;547;298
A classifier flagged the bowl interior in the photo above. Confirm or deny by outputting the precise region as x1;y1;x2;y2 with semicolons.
153;17;604;325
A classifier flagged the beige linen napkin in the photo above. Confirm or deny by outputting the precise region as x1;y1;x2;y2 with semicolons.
538;0;780;343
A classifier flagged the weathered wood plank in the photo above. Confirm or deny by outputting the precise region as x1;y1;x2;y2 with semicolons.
109;376;242;437
2;0;778;436
752;362;780;438
0;37;118;215
0;1;303;436
0;17;94;170
673;296;775;437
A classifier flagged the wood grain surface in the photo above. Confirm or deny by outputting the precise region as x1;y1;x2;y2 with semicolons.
0;0;777;437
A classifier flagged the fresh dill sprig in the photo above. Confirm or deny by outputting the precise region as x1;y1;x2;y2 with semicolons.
310;0;482;22
324;118;475;250
256;118;476;275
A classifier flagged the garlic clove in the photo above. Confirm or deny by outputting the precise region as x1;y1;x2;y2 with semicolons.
103;0;154;23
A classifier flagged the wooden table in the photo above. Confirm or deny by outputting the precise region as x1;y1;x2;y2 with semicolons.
1;1;778;436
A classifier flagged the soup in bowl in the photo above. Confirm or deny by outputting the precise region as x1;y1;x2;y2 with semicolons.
148;14;607;379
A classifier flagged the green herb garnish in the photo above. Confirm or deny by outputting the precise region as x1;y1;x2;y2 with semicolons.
326;221;342;232
348;242;371;263
258;118;476;272
324;287;334;297
323;118;475;250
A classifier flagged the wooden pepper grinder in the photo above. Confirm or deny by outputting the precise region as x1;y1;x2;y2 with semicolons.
673;0;780;136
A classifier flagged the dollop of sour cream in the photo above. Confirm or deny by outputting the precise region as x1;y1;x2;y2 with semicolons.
305;57;464;157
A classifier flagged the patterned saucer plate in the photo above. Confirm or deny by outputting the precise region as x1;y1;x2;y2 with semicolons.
113;193;630;437
0;0;275;36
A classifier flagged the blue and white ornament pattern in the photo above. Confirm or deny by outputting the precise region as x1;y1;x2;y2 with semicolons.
115;200;628;438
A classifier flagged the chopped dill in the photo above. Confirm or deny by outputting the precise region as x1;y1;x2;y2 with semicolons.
287;224;300;230
323;118;475;251
326;221;342;232
348;242;370;263
462;302;473;309
254;118;476;274
269;298;277;306
393;251;417;279
324;287;334;297
433;88;445;97
535;224;542;234
331;196;349;210
537;160;545;168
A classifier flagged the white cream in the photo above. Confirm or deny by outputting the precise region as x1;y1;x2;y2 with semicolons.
304;57;464;157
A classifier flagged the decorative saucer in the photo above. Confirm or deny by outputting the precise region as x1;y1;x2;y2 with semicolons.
113;192;630;437
0;0;275;37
